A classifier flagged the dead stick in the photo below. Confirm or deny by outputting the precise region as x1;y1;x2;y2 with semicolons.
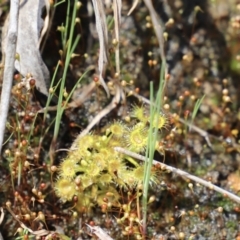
114;147;240;204
0;0;20;156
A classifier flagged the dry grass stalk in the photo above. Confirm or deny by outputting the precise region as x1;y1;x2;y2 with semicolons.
127;0;139;15
113;0;122;75
91;0;110;97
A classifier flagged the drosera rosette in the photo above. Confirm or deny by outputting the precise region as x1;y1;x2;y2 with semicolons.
117;164;160;189
97;173;113;185
58;157;79;180
54;131;126;210
107;155;125;175
99;146;117;160
70;133;95;159
131;104;169;130
72;132;95;150
150;111;169;130
54;105;170;213
132;165;153;186
91;152;107;170
54;177;77;202
131;104;149;124
124;122;148;153
106;120;128;139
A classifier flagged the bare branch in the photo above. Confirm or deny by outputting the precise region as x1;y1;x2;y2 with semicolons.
0;0;20;156
114;147;240;204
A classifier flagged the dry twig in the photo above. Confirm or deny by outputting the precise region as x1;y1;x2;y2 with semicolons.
0;0;19;156
127;0;139;15
114;147;240;204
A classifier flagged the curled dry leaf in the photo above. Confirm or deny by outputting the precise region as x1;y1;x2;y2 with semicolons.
88;225;114;240
2;0;50;95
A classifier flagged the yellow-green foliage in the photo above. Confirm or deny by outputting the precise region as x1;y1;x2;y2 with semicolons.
54;106;168;212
